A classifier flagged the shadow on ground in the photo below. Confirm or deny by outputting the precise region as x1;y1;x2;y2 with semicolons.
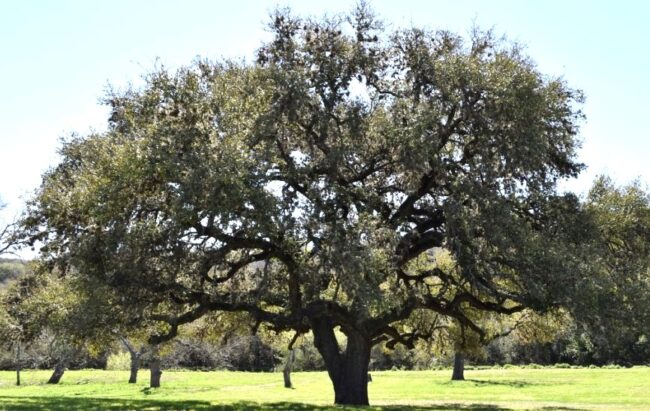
538;408;584;411
463;379;534;388
0;397;588;411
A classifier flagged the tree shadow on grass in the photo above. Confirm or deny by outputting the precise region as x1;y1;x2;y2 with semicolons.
0;397;585;411
375;405;510;411
538;408;585;411
463;379;534;388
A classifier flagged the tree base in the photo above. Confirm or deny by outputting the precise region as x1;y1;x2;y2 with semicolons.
451;352;465;381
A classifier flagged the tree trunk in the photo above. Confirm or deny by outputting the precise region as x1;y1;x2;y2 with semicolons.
311;317;371;406
451;352;465;381
15;343;21;386
47;363;66;384
283;349;296;388
149;346;162;388
129;352;140;384
120;337;144;384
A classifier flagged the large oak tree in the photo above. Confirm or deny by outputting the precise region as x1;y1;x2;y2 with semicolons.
23;5;587;405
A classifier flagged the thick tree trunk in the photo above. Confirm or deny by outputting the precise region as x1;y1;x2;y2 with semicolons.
451;352;465;381
283;349;295;388
311;317;371;406
47;363;66;384
149;346;162;388
331;340;370;406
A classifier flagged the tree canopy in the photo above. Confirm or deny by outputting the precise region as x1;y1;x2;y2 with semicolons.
22;4;587;405
572;176;650;363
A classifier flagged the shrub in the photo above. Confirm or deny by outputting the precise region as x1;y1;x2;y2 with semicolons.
106;351;130;371
164;339;219;369
218;336;279;372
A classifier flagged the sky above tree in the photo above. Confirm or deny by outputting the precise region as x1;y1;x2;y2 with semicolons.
1;0;648;234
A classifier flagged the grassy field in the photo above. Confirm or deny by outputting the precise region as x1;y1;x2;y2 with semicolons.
0;367;648;410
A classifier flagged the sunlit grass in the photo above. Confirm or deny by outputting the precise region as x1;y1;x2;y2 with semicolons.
0;367;648;410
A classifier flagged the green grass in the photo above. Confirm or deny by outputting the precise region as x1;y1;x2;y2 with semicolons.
0;367;648;410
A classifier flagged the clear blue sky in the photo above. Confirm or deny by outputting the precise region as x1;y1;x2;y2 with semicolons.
1;0;649;226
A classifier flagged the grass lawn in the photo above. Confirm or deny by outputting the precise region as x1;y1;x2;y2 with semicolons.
0;367;648;410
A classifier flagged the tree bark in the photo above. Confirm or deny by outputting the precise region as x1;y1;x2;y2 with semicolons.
47;345;80;384
15;343;21;386
129;352;140;384
451;351;465;381
149;346;162;388
283;349;296;388
311;317;371;406
47;362;66;384
120;337;144;384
